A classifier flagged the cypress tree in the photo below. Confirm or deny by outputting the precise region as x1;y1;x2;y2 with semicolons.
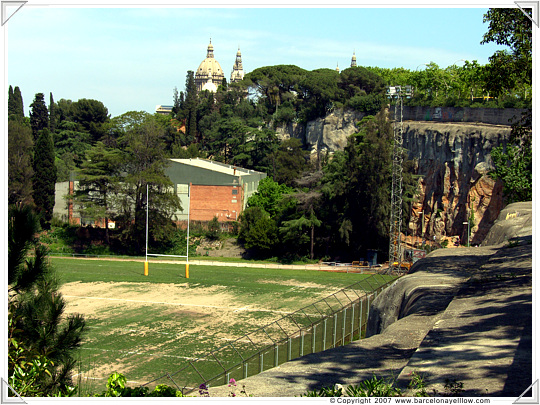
184;70;198;143
8;85;25;120
8;85;15;116
30;93;49;141
49;92;56;133
13;86;25;118
32;129;57;229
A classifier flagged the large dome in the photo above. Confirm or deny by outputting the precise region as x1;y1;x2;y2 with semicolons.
195;40;224;92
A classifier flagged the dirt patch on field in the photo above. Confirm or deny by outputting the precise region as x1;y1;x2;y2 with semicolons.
60;281;237;317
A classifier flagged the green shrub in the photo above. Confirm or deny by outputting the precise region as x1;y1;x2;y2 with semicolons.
97;372;182;397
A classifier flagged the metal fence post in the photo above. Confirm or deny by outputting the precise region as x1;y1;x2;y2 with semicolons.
342;307;347;345
312;325;317;353
323;319;328;350
274;345;279;367
359;299;364;337
351;304;356;341
243;362;248;379
259;352;264;373
300;331;305;357
332;314;337;348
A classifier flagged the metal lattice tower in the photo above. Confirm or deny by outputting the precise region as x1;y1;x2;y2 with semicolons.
387;86;412;271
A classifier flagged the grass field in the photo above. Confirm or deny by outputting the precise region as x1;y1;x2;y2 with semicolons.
52;257;393;395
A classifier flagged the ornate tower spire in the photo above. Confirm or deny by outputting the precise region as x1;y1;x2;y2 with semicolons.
207;38;214;58
230;46;245;83
351;51;357;67
335;62;340;73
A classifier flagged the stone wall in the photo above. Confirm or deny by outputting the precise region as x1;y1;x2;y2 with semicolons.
391;105;528;126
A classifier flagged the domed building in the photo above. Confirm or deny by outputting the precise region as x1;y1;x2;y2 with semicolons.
195;39;225;92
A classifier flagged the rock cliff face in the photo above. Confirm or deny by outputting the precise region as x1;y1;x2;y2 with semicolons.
403;122;510;245
275;109;367;153
276;109;512;244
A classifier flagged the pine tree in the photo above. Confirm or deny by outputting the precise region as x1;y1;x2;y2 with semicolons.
74;142;123;244
8;205;86;396
30;93;49;141
32;129;57;229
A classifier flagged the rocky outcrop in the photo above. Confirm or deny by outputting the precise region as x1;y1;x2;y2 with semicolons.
275;109;366;154
403;122;510;245
480;201;532;246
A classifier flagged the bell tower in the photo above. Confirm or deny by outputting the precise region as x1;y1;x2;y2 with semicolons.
230;47;244;83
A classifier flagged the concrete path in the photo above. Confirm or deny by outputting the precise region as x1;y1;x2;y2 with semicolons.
201;242;532;398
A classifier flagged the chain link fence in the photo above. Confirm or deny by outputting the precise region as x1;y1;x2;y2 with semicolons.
141;273;396;394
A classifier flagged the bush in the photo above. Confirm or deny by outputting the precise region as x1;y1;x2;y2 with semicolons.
206;216;221;240
301;375;402;397
97;372;182;397
238;206;278;257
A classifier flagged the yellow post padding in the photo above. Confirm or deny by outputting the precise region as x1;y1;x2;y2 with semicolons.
185;263;189;279
144;261;149;276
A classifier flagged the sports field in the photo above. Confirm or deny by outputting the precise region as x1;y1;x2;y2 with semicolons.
52;257;392;394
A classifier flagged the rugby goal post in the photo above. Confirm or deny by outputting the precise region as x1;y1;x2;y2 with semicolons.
145;183;191;278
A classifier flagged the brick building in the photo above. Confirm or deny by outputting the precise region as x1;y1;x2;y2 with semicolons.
165;158;266;223
53;158;266;226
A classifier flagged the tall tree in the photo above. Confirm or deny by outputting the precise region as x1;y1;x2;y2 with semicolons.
8;85;25;119
484;8;532;203
13;86;25;118
8;85;15;116
117;115;181;254
481;8;532;96
8;120;34;205
30;93;49;141
32;129;57;229
73;142;123;244
183;71;198;143
8;205;85;396
319;110;415;260
49;92;56;133
271;138;310;186
71;98;110;143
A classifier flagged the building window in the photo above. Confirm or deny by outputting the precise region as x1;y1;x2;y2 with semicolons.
232;189;238;195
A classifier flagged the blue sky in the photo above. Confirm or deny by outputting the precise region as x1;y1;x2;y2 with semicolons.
4;1;524;118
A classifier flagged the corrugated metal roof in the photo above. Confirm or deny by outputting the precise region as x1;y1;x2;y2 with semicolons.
168;158;261;177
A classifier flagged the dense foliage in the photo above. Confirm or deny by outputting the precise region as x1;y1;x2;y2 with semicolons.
8;205;86;396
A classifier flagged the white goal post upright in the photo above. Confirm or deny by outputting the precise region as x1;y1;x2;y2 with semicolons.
145;183;191;279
